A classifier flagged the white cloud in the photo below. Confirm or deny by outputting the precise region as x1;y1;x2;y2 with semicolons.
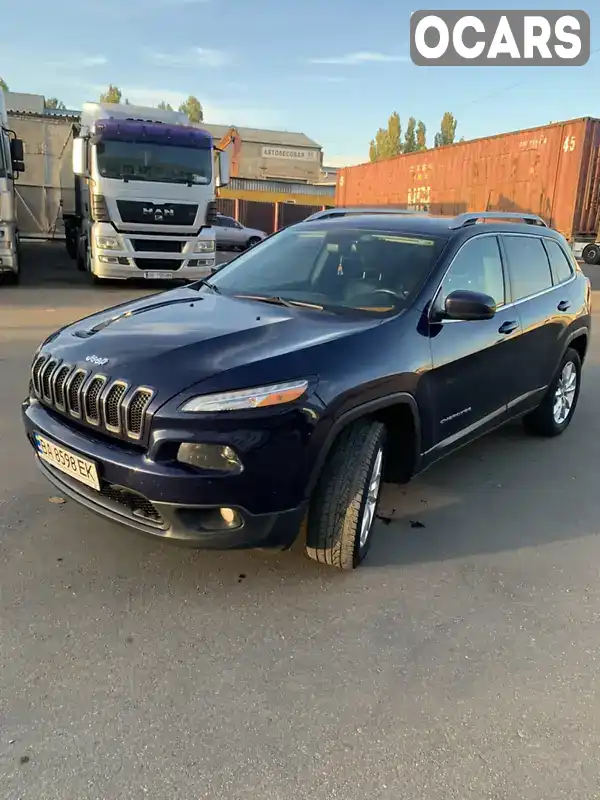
149;47;231;68
91;85;281;128
323;154;367;168
81;55;108;67
309;51;408;65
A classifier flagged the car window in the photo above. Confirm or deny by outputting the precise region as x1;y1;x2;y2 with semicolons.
544;239;574;284
502;235;553;300
208;226;446;315
437;235;505;309
213;217;224;227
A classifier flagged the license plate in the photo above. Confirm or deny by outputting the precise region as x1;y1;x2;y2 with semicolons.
144;271;174;280
34;433;100;491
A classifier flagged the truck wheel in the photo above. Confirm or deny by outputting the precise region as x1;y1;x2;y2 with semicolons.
523;348;582;437
305;420;386;570
582;244;600;265
2;270;19;286
76;237;87;272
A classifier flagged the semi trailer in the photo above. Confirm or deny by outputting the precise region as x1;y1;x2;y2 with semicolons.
0;89;25;284
335;116;600;264
64;101;230;283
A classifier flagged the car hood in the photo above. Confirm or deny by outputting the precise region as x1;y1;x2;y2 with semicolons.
42;287;382;394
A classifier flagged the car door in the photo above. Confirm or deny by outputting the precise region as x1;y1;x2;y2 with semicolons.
499;234;573;415
425;233;523;457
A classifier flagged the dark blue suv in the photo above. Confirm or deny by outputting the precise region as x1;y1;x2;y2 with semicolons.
22;210;591;570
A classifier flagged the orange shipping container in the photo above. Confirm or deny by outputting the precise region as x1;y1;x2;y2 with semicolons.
336;117;600;248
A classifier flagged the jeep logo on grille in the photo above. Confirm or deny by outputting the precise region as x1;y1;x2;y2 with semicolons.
85;355;109;366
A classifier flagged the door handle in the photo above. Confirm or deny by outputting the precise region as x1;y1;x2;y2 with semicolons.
498;320;519;335
557;300;571;312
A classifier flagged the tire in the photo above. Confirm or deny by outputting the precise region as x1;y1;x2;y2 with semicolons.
523;348;582;437
76;236;87;272
582;244;600;265
2;270;19;286
246;237;261;249
305;420;386;570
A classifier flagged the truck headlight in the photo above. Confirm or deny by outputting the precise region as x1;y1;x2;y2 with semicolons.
180;380;309;412
96;235;120;250
195;239;215;253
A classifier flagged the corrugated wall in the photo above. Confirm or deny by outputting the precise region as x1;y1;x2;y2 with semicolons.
336;117;600;241
9;113;75;238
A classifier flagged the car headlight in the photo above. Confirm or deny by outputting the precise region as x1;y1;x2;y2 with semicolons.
195;239;215;253
180;379;309;412
96;235;120;250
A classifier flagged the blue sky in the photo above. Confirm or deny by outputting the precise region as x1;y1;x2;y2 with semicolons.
1;0;598;166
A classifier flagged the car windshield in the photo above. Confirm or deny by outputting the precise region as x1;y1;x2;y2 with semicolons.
207;225;446;314
95;140;212;185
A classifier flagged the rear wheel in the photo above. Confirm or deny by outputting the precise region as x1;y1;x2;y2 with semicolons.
582;243;600;265
246;237;261;249
523;348;582;437
305;420;386;570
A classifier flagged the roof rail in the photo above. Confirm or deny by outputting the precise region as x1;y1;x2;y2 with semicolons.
303;207;425;223
449;211;548;229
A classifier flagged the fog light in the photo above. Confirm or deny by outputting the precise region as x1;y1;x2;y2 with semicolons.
98;255;119;263
177;442;243;473
220;507;239;526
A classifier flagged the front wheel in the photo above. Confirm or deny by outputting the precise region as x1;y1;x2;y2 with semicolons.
305;420;386;570
523;348;582;437
582;244;600;265
246;237;261;249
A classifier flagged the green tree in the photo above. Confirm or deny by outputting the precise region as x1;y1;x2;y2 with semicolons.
369;111;402;162
416;120;427;151
157;101;174;111
179;95;203;123
404;117;417;153
45;97;66;110
0;77;8;93
434;111;458;148
100;84;122;104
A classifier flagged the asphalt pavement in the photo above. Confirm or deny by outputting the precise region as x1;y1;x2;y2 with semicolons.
2;242;600;799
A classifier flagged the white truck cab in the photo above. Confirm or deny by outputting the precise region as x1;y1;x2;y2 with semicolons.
67;101;229;284
0;90;25;284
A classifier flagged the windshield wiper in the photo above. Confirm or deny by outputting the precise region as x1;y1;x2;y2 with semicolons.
235;294;323;310
191;279;221;294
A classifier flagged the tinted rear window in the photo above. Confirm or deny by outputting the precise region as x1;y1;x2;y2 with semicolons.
502;235;553;301
544;239;574;284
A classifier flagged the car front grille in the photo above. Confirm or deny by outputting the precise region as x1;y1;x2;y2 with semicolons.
31;354;154;441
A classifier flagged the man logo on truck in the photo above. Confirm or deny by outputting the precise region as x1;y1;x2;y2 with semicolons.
143;206;175;221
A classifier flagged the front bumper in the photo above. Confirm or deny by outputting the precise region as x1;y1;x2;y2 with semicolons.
92;254;215;281
22;398;307;549
0;250;18;273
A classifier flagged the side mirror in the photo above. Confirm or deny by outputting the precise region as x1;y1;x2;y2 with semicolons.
72;137;86;176
217;150;230;187
443;289;496;321
10;138;24;163
12;160;25;174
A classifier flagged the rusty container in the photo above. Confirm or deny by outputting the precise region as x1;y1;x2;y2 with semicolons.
335;117;600;242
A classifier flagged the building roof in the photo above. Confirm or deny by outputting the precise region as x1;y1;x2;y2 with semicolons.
200;123;321;150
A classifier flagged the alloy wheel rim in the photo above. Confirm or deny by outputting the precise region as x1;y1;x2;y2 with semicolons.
359;447;383;548
553;361;577;425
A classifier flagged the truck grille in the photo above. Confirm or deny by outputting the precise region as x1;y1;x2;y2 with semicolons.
133;258;182;271
31;355;154;441
116;200;198;226
131;239;183;253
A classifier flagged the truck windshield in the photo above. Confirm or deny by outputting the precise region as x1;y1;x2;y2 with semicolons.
95;140;212;185
208;225;447;315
